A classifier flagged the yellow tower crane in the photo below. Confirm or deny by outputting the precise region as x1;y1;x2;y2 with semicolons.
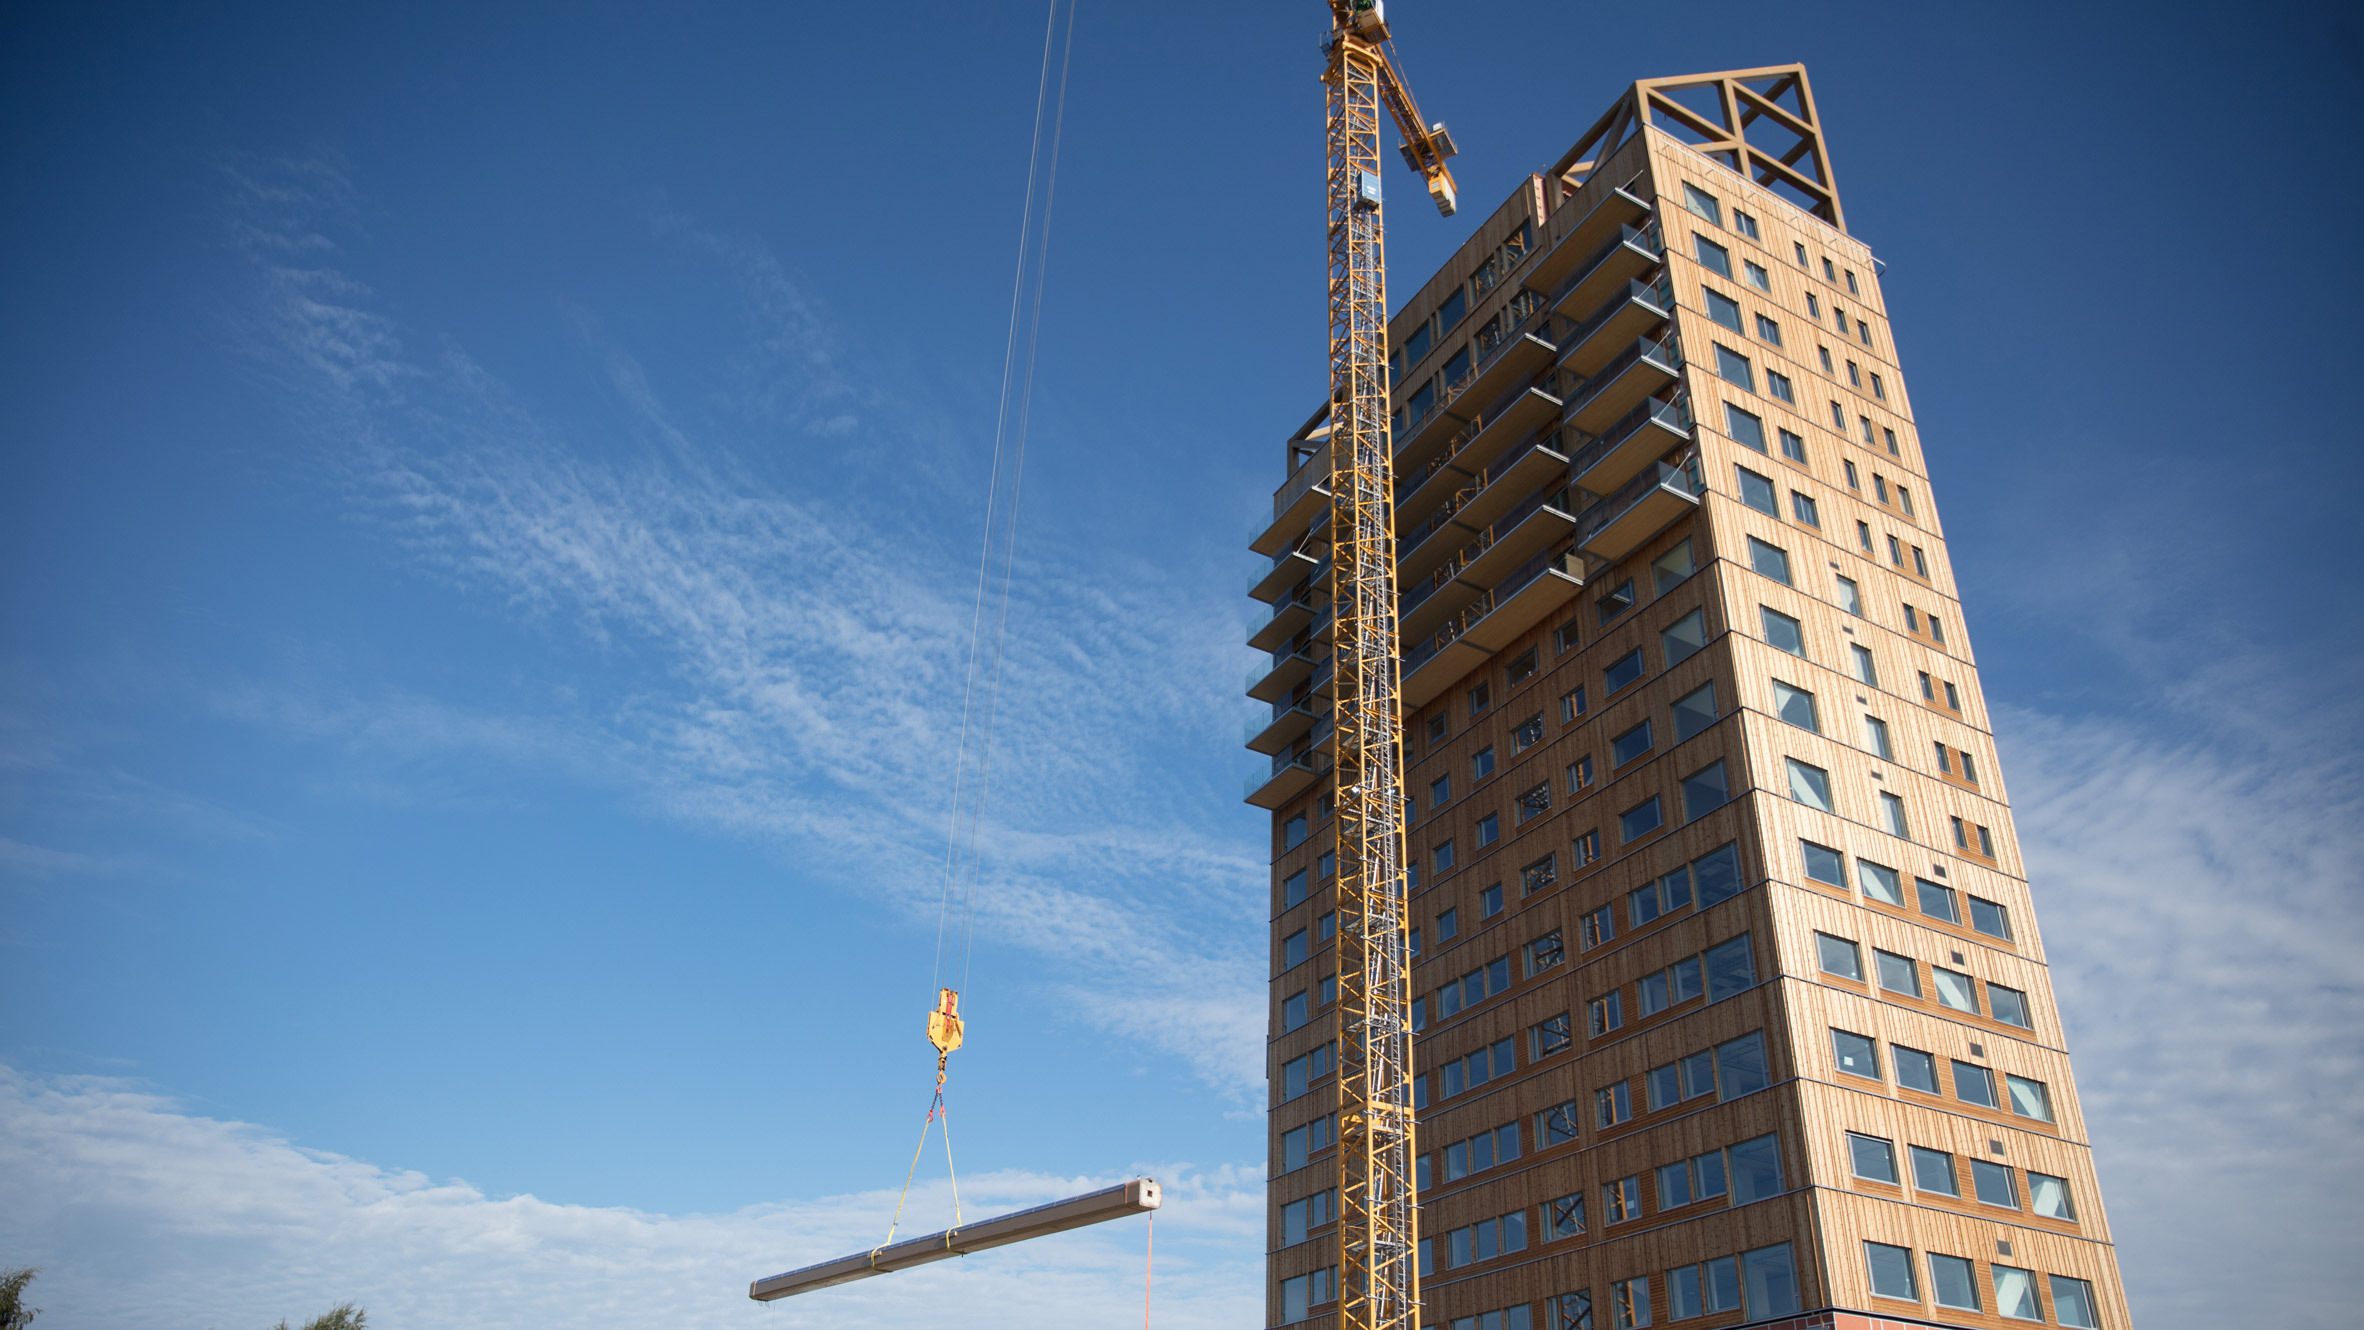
1322;5;1458;1330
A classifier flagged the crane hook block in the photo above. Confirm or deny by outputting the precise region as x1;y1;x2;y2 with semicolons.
927;987;965;1057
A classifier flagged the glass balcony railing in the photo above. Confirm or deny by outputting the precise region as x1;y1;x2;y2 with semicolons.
1400;483;1570;617
1560;275;1673;354
1548;223;1663;311
1566;397;1689;484
1575;459;1700;547
1560;333;1682;419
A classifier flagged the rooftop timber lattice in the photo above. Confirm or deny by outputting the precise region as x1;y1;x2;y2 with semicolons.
1551;64;1846;231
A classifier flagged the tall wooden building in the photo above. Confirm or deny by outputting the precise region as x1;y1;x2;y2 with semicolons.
1246;65;2131;1330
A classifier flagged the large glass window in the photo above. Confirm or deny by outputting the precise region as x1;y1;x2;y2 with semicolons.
1847;1131;1897;1182
2051;1275;2100;1329
1953;1060;1999;1108
1672;683;1718;741
1706;288;1744;332
1970;895;2015;940
1716;1032;1769;1098
1683;183;1722;224
1773;680;1818;731
1893;1045;1939;1093
1715;343;1755;391
1681;762;1729;822
1916;877;1960;922
1818;932;1864;981
1747;536;1793;585
1800;839;1845;887
1993;1265;2042;1321
1742;1243;1801;1317
1866;1242;1918;1301
1694;232;1733;278
1737;464;1778;514
1786;758;1834;812
1605;648;1646;692
1911;1145;1959;1196
1928;1254;1979;1311
1652;539;1696;594
1972;1159;2020;1209
1832;1028;1881;1079
1875;949;1921;997
1728;1133;1784;1200
1620;797;1664;842
2008;1074;2056;1122
1662;609;1707;666
2030;1172;2077;1220
1762;606;1806;655
1858;859;1904;906
1933;967;1980;1012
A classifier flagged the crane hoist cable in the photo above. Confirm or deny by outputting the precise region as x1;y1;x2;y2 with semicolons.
879;0;1077;1254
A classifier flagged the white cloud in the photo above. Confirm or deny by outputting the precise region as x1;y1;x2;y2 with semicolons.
219;158;1272;1099
2000;698;2363;1330
0;1066;1262;1330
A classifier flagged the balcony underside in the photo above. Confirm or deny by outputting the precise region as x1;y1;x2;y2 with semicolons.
1400;637;1493;710
1392;387;1562;542
1250;549;1324;604
1550;239;1660;327
1525;187;1652;293
1248;650;1320;704
1245;754;1328;809
1248;595;1318;654
1566;350;1680;436
1246;703;1322;756
1252;440;1332;558
1579;479;1700;564
1559;290;1673;378
1461;561;1584;653
1572;411;1690;497
1460;502;1577;593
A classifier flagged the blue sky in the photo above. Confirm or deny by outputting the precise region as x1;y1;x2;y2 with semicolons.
1;1;2358;1327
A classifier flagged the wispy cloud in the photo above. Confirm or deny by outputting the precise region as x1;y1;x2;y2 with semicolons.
220;157;1270;1098
0;1065;1261;1330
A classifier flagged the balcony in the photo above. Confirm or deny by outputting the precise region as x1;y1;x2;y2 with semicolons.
1399;485;1577;645
1400;630;1492;711
1244;717;1334;809
1247;637;1333;704
1247;590;1321;654
1548;224;1663;326
1524;186;1652;294
1561;334;1683;436
1399;545;1581;708
1576;460;1701;563
1394;313;1559;478
1450;428;1573;536
1557;276;1675;378
1251;439;1333;558
1246;699;1324;756
1392;378;1563;535
1569;397;1691;496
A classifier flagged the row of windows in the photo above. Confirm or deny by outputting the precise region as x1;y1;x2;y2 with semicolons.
1734;459;1935;610
1601;1240;1802;1329
1816;930;2033;1028
1684;177;1881;349
1863;1243;2101;1327
1830;1026;2057;1122
1600;1029;1770;1127
1797;839;2014;939
1588;933;1753;1036
1758;600;1971;739
1772;674;1984;794
1845;1130;2079;1220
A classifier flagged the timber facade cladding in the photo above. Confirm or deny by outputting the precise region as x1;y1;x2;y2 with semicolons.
1247;68;2132;1330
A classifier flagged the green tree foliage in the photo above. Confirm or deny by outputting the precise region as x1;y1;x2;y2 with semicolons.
0;1266;39;1330
270;1303;367;1330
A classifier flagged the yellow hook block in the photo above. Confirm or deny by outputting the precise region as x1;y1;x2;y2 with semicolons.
926;987;964;1058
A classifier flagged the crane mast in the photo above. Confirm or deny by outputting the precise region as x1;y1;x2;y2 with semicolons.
1322;5;1456;1330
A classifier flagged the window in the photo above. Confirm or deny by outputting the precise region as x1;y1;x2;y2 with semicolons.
1929;1253;1980;1311
1283;928;1309;969
1847;359;1862;388
1973;1158;2019;1209
1747;537;1793;585
1818;343;1833;372
1743;1243;1802;1317
1662;609;1707;666
1637;955;1701;1015
1863;713;1892;758
1823;257;1837;280
1705;287;1743;332
1597;579;1637;625
1773;680;1819;731
1280;1114;1333;1171
1279;1269;1333;1322
1790;490;1818;526
1858;319;1873;346
1848;1131;1897;1182
1911;1145;1959;1195
1867;1242;1919;1301
1919;670;1936;700
1761;606;1805;655
1833;574;1862;615
1566;755;1594;791
1588;990;1624;1036
1856;519;1874;551
1560;685;1588;723
1610;1276;1650;1330
1437;907;1459;942
1547;1291;1593;1330
1538;1100;1582;1149
1832;1028;1882;1080
1859;859;1904;906
1681;762;1729;822
1506;647;1539;685
1695;842;1742;905
1285;869;1309;907
1579;903;1614;951
1765;370;1794;402
1525;927;1564;975
1946;681;1962;711
1469;680;1492;716
1430;775;1451;809
1280;1189;1333;1244
1885;427;1901;457
1441;1037;1516;1099
1683;183;1722;224
1438;288;1469;334
1801;839;1845;887
1714;343;1755;390
1284;814;1308;849
1744;258;1770;290
1831;400;1847;430
1646;1050;1714;1111
1318;849;1337;879
1873;371;1887;401
1933;966;1979;1013
1917;877;1959;922
1427;713;1449;746
2008;1074;2055;1122
1737;465;1778;514
1733;208;1759;239
1572;828;1601;868
1283;990;1309;1031
1795;241;1809;266
2030;1173;2078;1221
1893;540;1909;572
1545;1191;1588;1243
1786;758;1834;811
1605;648;1646;693
1880;791;1910;839
1851;643;1878;686
1861;415;1877;444
1620;796;1664;842
1532;1011;1573;1059
1517;781;1551;824
1480;881;1503;918
1694;233;1732;278
1597;1082;1633;1128
1280;1045;1332;1100
1779;428;1806;462
1894;1044;1939;1093
1630;865;1695;927
1994;1265;2042;1321
1672;682;1718;741
1717;1031;1770;1098
1473;746;1496;779
1704;934;1755;1000
1434;840;1456;873
1953;1060;1999;1108
1818;932;1864;981
1725;402;1768;452
2052;1275;2100;1329
1875;948;1921;997
1651;539;1696;593
1667;1257;1742;1322
1990;983;2032;1029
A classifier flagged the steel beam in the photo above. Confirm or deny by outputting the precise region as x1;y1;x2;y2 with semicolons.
747;1178;1160;1302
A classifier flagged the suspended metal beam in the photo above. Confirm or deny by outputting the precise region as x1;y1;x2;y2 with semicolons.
747;1178;1161;1302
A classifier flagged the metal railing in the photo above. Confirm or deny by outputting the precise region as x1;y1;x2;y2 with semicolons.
1574;459;1700;547
1560;333;1682;419
1560;274;1673;355
1547;222;1662;312
1567;396;1689;484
